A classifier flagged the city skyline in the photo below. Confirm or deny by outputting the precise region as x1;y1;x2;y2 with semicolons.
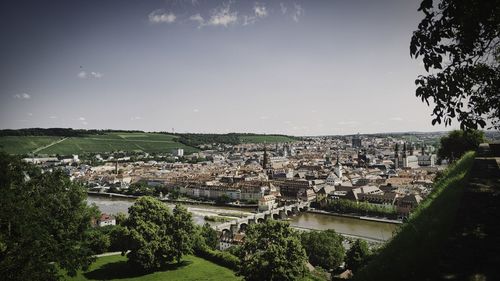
0;0;459;135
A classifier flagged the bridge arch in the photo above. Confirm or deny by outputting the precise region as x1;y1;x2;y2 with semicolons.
239;223;248;233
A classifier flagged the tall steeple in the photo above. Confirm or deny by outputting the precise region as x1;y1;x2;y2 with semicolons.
395;143;400;169
262;144;269;169
334;152;342;178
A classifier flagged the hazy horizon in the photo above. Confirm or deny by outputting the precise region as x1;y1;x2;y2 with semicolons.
1;0;460;135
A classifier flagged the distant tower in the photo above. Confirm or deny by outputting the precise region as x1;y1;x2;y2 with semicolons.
334;153;342;178
409;143;414;156
402;142;408;168
262;145;269;169
394;143;400;169
352;133;362;148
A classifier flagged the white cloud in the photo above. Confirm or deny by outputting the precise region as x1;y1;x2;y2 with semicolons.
254;3;267;18
189;13;204;26
292;3;304;22
193;109;199;113
243;3;268;25
260;116;269;120
90;71;103;78
49;116;57;119
207;3;238;27
131;116;143;120
78;70;103;79
82;121;88;125
13;93;31;99
77;71;87;79
280;2;287;14
27;113;33;116
149;9;176;24
78;117;86;121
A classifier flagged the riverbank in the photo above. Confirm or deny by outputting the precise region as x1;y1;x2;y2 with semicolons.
87;191;257;209
307;209;402;225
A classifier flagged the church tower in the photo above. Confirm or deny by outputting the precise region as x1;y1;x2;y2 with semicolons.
394;143;400;169
334;153;342;178
262;145;269;169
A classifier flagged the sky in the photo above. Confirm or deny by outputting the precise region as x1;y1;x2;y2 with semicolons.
0;0;458;136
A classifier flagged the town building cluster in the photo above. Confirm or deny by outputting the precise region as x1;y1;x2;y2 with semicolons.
25;134;442;218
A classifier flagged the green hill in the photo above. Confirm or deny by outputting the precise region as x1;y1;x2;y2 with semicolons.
0;130;299;155
0;132;196;155
354;152;490;280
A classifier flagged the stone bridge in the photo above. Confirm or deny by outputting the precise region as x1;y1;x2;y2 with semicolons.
215;201;310;235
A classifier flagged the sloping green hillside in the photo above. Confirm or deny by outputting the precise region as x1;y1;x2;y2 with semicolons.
354;151;476;281
0;133;196;155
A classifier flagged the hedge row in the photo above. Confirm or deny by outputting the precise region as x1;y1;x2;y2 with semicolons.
194;246;240;271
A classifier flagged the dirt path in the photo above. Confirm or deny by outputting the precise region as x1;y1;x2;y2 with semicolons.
33;137;68;153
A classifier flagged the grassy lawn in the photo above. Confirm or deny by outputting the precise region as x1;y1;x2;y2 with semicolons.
0;136;62;154
239;135;297;143
63;254;241;281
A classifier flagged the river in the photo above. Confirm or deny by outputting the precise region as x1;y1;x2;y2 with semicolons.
87;195;398;241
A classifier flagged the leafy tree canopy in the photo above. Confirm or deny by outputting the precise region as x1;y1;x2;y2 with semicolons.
200;223;219;250
437;129;485;161
301;229;345;270
238;220;307;281
125;197;195;270
345;239;371;273
0;152;100;281
411;0;500;130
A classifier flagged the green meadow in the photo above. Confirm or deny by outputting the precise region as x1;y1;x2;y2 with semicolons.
62;254;241;281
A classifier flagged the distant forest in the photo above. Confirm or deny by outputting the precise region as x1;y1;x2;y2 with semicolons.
177;133;241;146
0;129;299;146
0;128;144;137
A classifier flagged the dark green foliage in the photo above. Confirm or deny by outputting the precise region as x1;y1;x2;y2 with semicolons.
125;181;155;196
410;0;500;130
178;133;298;147
322;198;398;218
96;225;129;252
215;194;232;205
194;247;240;270
238;220;308;281
114;212;127;226
301;230;345;270
171;205;195;263
438;130;485;162
179;133;241;146
345;239;370;272
200;223;219;250
0;152;100;281
87;229;111;254
125;197;195;271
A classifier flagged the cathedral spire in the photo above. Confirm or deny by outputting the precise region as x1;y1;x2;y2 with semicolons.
262;143;269;169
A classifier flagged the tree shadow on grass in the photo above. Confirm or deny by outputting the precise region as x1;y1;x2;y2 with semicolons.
84;260;192;280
